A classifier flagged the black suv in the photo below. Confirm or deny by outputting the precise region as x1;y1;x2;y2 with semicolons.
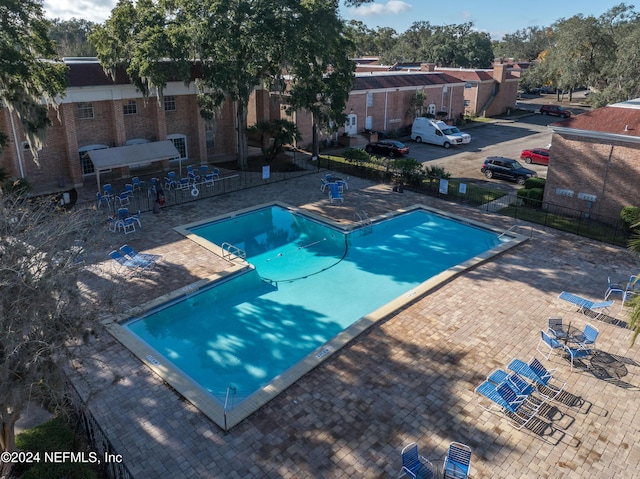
481;157;537;185
539;104;571;118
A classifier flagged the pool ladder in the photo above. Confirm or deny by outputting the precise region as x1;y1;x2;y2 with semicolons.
221;242;247;261
355;210;373;235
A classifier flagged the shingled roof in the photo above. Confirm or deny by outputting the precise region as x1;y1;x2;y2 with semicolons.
549;99;640;142
64;59;203;88
353;72;463;91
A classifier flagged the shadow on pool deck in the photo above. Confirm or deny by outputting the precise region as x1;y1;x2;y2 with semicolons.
72;171;640;479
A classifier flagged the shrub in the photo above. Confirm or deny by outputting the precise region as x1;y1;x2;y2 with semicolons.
517;188;543;207
524;177;545;189
620;206;640;231
391;158;425;186
528;188;544;202
424;165;451;180
343;148;371;164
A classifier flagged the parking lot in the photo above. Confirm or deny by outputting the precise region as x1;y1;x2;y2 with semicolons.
401;96;590;191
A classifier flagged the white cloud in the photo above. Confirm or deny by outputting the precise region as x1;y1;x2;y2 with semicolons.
43;0;117;23
349;1;412;18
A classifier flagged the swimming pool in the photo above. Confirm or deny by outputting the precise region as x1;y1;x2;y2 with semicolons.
113;203;525;429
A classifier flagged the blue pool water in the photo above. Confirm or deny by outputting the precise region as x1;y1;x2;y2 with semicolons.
126;206;502;404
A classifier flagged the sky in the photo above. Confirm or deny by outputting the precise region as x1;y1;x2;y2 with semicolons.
43;0;625;40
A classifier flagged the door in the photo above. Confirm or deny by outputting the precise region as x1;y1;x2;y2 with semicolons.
345;114;357;136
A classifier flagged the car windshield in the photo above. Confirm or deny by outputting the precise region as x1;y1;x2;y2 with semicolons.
441;127;460;135
511;160;525;169
389;141;404;147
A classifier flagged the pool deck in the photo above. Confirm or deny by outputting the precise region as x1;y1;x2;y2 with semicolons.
74;171;640;478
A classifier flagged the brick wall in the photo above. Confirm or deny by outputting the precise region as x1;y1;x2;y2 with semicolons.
543;134;640;220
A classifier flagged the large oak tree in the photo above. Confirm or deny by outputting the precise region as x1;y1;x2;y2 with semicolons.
0;0;67;158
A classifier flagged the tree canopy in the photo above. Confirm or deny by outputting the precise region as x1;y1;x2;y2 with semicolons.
0;0;67;157
90;0;355;169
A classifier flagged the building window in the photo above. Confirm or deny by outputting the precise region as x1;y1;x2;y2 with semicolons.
366;93;374;107
164;96;176;111
168;134;187;159
427;103;436;115
465;82;473;89
365;116;373;130
77;102;94;119
464;100;471;107
123;100;137;115
78;144;109;175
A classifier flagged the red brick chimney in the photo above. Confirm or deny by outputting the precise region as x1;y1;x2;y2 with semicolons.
492;61;507;83
420;63;436;72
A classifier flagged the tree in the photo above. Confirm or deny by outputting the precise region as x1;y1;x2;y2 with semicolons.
248;119;299;163
48;18;97;57
493;26;553;61
285;0;355;161
383;21;493;67
0;0;67;157
0;194;99;478
627;221;640;346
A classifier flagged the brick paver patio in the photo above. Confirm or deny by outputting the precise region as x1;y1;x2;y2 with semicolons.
71;171;640;478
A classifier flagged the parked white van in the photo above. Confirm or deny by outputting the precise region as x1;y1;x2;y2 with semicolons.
410;118;471;148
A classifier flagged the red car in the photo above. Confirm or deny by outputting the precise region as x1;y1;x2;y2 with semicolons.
520;148;549;166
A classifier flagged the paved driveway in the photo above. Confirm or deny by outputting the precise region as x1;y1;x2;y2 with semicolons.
74;171;640;478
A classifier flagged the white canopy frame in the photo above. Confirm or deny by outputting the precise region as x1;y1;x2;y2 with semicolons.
88;140;180;191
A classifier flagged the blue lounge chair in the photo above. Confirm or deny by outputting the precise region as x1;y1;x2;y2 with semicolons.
475;381;539;430
399;443;433;479
487;369;544;407
558;291;613;319
443;442;472;479
328;183;343;203
120;244;162;264
507;358;565;401
107;250;153;275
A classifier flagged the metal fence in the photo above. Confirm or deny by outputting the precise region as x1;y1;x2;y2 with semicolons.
66;380;134;479
317;155;631;247
90;152;631;244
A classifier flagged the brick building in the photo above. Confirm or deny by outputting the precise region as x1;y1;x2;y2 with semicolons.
545;99;640;220
1;57;516;192
356;60;521;119
0;58;237;193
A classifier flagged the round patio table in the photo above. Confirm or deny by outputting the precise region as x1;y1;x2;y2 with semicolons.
590;351;627;380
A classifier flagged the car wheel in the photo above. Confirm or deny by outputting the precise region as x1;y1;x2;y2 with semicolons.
541;111;547;115
484;170;493;179
415;136;422;143
388;151;396;157
524;156;532;164
443;141;451;149
516;176;526;185
365;146;373;154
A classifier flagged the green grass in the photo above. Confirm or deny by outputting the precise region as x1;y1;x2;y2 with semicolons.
14;415;100;479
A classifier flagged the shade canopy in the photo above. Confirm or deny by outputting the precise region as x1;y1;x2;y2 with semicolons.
88;140;180;190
